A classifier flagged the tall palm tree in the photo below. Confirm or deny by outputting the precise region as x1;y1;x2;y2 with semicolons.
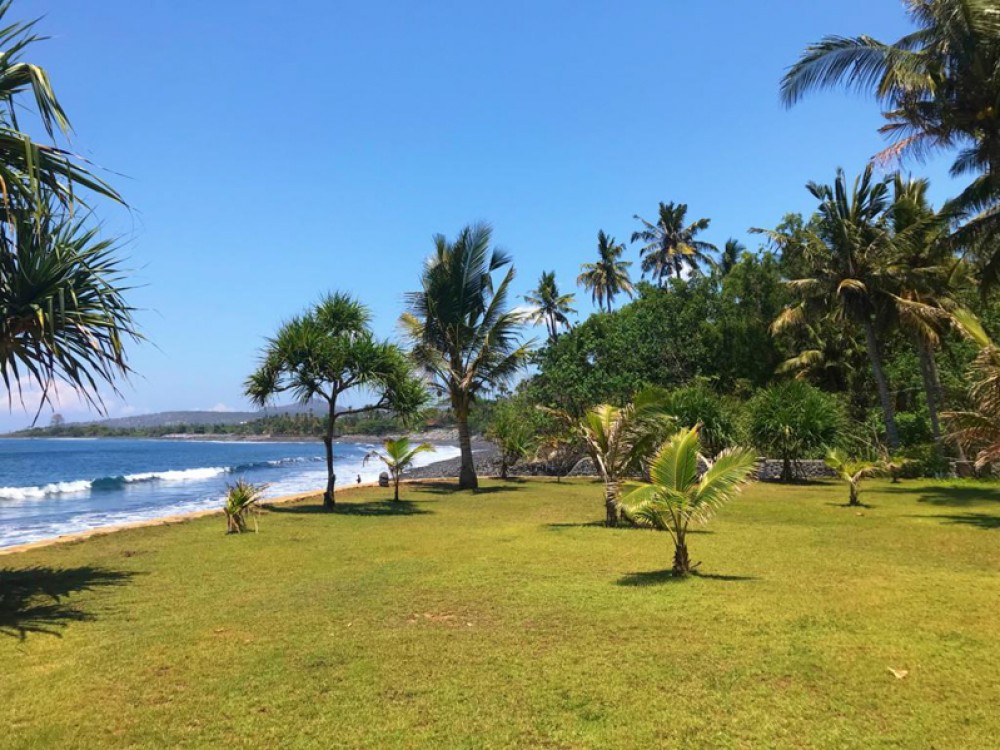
246;293;427;508
621;426;757;576
577;230;634;313
715;238;745;277
364;437;435;501
779;0;1000;284
631;202;717;285
575;388;673;527
402;223;531;490
764;165;903;449
524;270;576;343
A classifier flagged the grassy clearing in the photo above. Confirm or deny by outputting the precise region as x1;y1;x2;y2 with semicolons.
1;477;998;749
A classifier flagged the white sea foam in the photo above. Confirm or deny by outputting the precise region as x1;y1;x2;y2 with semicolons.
0;480;93;501
122;467;228;483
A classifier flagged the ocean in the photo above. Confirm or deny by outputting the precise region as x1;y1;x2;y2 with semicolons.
0;437;458;548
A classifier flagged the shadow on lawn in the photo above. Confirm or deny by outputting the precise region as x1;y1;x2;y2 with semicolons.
267;499;432;517
913;512;1000;530
546;522;713;534
882;484;1000;507
0;566;133;640
410;481;514;496
616;569;755;586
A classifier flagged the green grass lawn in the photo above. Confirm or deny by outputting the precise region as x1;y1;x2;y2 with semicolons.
1;477;998;749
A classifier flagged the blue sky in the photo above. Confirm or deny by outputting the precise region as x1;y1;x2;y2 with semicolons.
3;0;964;429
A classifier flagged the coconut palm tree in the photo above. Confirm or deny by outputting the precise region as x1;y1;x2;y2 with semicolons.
631;202;717;285
246;293;427;508
402;223;531;490
524;271;576;343
779;0;1000;283
715;238;745;277
575;388;673;527
364;437;435;501
764;165;903;449
621;426;757;576
577;230;634;313
824;449;883;507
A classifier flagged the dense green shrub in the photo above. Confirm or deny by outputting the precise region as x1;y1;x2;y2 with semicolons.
746;381;843;481
663;381;739;456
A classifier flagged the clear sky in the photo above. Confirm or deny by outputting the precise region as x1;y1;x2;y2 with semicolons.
2;0;964;430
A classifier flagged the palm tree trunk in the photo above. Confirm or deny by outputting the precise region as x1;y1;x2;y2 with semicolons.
848;480;860;507
323;396;338;509
672;532;691;576
862;319;900;450
455;402;478;490
604;479;619;528
393;473;400;501
916;337;943;455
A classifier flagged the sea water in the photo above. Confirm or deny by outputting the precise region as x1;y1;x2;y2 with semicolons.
0;438;458;548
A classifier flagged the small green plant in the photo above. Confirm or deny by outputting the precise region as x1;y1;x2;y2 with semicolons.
364;437;435;501
621;425;757;576
824;449;883;507
485;399;539;479
224;479;266;534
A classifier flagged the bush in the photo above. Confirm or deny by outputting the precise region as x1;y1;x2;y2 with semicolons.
224;479;266;534
663;381;739;456
746;381;843;481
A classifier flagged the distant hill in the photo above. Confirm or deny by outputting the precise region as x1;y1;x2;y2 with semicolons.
14;402;329;432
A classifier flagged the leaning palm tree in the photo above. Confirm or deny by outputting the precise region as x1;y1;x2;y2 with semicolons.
761;165;903;449
364;437;435;501
779;0;1000;285
575;388;673;527
246;293;427;508
524;271;576;344
577;230;634;313
1;203;139;419
402;223;531;490
621;426;757;577
631;202;717;285
824;448;883;507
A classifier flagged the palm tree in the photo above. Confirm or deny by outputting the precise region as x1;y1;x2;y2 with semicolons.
364;437;435;501
1;204;139;419
779;0;1000;283
223;479;265;534
524;271;576;343
575;388;673;527
631;202;717;285
246;293;426;508
824;449;883;507
621;426;757;577
577;231;634;313
764;165;903;449
0;6;132;416
942;308;1000;470
402;223;531;490
715;238;745;277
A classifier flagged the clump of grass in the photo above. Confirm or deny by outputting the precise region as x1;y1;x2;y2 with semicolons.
223;479;266;534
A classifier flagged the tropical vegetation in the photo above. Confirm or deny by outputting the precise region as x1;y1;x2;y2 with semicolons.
364;437;435;501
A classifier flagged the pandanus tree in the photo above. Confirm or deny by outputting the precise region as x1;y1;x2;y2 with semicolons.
0;5;135;416
577;230;634;313
402;223;531;490
575;388;673;527
524;271;576;344
621;426;757;577
364;437;435;501
246;293;427;509
762;166;903;449
631;202;717;285
780;0;1000;286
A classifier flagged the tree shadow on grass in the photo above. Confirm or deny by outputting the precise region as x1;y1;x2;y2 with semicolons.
616;569;756;587
409;481;514;496
907;512;1000;530
0;566;133;640
266;499;432;516
546;522;713;534
881;484;1000;507
824;502;877;509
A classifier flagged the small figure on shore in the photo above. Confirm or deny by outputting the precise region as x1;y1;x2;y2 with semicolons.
356;474;361;485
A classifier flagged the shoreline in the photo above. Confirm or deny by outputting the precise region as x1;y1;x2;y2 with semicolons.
0;444;501;557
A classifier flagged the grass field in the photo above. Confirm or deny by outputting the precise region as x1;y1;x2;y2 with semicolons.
1;477;998;749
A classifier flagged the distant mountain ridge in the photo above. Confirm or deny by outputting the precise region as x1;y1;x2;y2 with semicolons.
39;402;329;430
